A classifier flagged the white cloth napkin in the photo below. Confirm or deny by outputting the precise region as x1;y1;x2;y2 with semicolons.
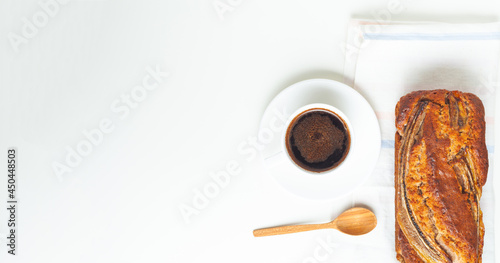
343;20;500;262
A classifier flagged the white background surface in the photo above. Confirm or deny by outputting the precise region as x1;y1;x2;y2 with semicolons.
1;0;500;262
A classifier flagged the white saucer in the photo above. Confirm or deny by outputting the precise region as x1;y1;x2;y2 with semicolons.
259;79;381;200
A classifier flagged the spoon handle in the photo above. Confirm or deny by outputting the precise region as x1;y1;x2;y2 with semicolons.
253;223;332;237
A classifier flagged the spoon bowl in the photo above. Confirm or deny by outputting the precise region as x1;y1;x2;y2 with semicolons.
333;207;377;235
253;207;377;237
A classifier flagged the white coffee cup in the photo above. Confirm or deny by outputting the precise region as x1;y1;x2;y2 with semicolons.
265;103;352;174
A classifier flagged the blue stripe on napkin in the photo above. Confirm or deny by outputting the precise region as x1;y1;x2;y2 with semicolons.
364;32;500;41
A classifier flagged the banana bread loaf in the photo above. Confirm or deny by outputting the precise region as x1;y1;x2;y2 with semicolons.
395;90;488;262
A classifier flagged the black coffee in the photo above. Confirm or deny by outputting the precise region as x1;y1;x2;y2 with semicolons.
285;108;350;173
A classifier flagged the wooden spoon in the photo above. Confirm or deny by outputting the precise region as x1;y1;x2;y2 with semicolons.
253;207;377;237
